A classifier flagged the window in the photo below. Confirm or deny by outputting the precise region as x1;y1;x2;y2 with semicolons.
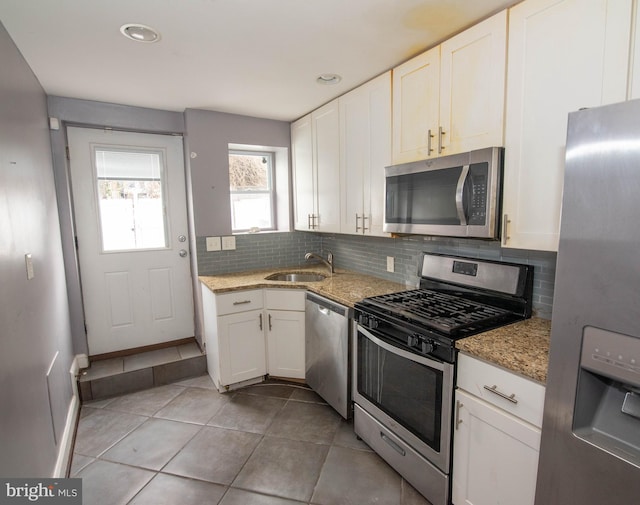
94;148;168;251
229;149;276;232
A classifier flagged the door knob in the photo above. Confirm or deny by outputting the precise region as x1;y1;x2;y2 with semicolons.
179;249;188;258
178;235;187;242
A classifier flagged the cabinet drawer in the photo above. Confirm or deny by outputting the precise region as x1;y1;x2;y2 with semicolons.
264;289;305;311
215;290;263;316
457;353;545;428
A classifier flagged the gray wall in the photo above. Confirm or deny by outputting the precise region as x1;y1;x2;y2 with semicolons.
184;108;291;237
0;22;74;476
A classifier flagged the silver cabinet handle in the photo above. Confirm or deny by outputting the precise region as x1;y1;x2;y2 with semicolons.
438;126;446;154
308;214;312;230
427;129;434;155
259;313;263;331
484;384;518;404
455;400;464;430
268;313;272;331
362;215;369;232
502;214;510;245
233;300;251;306
380;432;406;456
355;214;361;233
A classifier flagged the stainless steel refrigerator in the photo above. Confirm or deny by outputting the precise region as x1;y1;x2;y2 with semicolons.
535;99;640;504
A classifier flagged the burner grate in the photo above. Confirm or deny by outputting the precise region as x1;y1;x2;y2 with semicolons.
364;289;510;334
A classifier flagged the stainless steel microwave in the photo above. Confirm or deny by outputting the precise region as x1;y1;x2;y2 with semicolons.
383;147;503;239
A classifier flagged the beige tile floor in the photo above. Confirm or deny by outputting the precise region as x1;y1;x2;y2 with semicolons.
70;375;433;505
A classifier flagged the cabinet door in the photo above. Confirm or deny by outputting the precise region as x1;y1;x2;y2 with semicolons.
339;81;367;234
392;46;440;163
452;390;541;505
629;2;640;99
291;114;315;231
313;100;341;232
503;0;631;251
340;72;391;236
365;72;392;237
440;10;507;156
218;309;266;386
266;310;305;379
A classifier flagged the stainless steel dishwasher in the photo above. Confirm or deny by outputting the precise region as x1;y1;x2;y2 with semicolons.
305;292;353;419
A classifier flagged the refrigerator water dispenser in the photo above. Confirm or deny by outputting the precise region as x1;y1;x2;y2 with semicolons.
573;326;640;468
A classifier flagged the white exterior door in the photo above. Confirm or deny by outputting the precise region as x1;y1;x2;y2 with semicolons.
67;127;194;355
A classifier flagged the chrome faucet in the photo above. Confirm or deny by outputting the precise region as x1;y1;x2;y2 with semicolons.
305;251;334;274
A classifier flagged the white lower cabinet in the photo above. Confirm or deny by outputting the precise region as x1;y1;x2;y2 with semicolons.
202;285;305;390
264;289;305;379
452;354;545;505
217;309;267;386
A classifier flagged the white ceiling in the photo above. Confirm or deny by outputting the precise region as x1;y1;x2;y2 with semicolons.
0;0;518;122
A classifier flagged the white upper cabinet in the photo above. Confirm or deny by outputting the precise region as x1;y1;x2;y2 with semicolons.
502;0;632;251
440;11;507;156
630;4;640;99
392;11;507;164
292;101;341;232
392;47;440;163
340;72;392;236
291;114;314;231
313;100;341;233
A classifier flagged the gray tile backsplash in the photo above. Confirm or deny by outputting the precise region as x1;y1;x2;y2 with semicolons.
196;232;556;319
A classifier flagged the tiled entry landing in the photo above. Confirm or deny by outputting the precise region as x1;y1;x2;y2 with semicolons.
78;343;206;401
71;376;432;505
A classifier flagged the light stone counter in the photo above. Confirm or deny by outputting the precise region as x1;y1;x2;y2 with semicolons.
199;265;409;308
456;317;552;384
200;267;551;383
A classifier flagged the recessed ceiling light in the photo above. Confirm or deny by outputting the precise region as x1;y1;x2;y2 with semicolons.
120;24;161;43
316;74;342;85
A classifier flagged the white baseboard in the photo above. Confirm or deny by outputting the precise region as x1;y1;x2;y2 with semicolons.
52;355;82;478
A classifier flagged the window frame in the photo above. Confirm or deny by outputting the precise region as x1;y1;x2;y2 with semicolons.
228;148;277;233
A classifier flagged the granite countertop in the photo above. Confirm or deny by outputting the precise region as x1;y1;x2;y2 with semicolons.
200;266;551;383
199;265;409;308
456;317;552;384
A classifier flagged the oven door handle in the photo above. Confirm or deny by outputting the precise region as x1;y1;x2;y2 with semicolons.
455;164;470;226
357;325;449;372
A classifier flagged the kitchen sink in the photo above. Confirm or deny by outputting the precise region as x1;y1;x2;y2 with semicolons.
265;272;326;282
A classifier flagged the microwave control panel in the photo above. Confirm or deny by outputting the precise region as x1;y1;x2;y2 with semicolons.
467;162;488;225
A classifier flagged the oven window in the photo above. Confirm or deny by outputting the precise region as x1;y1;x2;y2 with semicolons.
357;332;443;452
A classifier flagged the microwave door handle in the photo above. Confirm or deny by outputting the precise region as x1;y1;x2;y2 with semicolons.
455;165;470;225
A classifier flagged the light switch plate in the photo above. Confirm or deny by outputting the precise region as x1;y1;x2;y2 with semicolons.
206;236;221;252
222;236;236;250
386;256;394;273
25;253;35;280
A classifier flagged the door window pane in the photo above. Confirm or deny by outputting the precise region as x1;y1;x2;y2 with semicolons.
95;148;168;251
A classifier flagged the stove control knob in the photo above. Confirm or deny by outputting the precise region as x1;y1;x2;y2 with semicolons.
369;317;379;329
407;335;419;348
421;340;435;354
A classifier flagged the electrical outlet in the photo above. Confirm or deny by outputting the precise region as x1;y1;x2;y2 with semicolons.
222;236;236;250
386;256;394;273
206;236;221;252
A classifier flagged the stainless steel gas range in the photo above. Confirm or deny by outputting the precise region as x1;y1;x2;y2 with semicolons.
353;252;533;505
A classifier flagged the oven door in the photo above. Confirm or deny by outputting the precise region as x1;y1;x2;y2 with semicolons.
353;324;454;473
